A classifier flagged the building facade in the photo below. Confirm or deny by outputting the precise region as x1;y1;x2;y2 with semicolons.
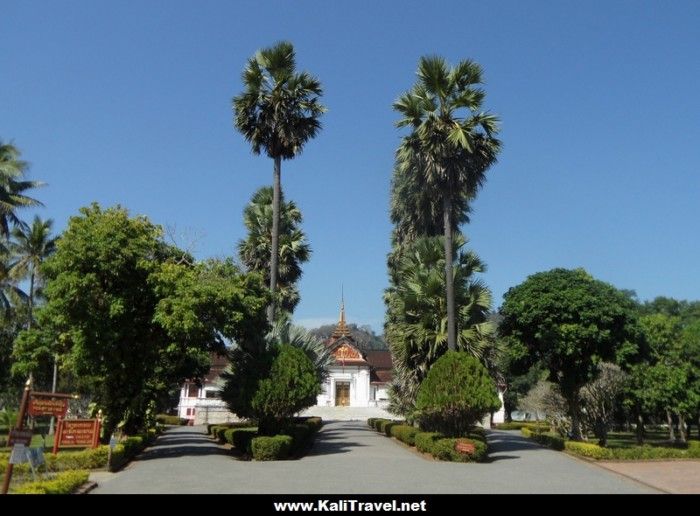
177;304;393;424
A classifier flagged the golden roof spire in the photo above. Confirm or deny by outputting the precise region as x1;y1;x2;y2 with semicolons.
331;288;351;339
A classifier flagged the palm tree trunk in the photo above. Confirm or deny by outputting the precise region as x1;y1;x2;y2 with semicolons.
267;156;282;324
442;194;456;351
28;270;34;330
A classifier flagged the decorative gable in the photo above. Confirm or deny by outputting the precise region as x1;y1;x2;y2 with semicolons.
333;343;362;361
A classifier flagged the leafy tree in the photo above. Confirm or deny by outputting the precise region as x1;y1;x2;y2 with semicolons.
0;141;44;238
386;235;495;416
393;56;500;351
414;351;499;436
251;344;320;434
233;41;325;323
26;204;269;436
220;320;328;424
238;186;310;315
499;268;639;440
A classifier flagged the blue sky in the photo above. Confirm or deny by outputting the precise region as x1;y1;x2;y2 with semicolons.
2;1;699;332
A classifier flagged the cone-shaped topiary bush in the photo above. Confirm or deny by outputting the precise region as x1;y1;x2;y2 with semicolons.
415;351;500;436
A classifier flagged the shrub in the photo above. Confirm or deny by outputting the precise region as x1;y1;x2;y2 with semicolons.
12;470;89;494
496;421;550;431
251;345;320;434
303;417;322;432
382;421;398;437
155;414;188;426
373;419;389;432
367;418;377;428
390;425;419;446
251;435;293;461
431;438;488;463
230;428;258;454
564;441;614;460
521;428;565;450
415;351;500;437
45;446;110;471
414;432;443;454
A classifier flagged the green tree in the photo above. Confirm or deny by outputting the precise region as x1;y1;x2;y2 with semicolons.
28;204;269;436
415;351;499;436
386;235;494;416
238;186;311;315
220;320;329;424
393;56;500;351
0;141;44;238
11;215;56;329
251;344;320;435
233;41;325;323
499;268;639;440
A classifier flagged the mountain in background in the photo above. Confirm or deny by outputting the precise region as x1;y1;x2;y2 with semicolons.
308;323;387;351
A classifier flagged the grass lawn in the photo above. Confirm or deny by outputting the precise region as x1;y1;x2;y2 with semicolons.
605;430;699;449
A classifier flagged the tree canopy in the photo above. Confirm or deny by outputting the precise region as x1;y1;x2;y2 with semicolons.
21;204;269;435
499;268;640;439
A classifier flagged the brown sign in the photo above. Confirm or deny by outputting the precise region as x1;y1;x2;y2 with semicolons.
454;439;476;455
8;429;33;447
55;419;100;451
28;396;69;417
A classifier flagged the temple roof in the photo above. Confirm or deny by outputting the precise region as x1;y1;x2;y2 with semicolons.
330;299;352;339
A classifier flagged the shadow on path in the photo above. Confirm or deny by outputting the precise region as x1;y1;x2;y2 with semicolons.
135;426;229;462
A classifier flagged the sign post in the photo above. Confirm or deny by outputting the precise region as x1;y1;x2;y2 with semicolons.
2;378;32;495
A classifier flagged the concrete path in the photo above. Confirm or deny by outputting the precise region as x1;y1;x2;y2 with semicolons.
91;423;656;494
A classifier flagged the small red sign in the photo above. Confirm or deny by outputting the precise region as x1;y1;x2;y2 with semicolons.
454;439;476;455
28;396;69;417
8;429;33;447
54;419;100;451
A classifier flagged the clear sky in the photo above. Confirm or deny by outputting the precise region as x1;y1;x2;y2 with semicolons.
2;1;699;332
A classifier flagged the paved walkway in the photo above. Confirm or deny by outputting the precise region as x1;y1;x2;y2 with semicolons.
91;424;655;494
597;460;700;494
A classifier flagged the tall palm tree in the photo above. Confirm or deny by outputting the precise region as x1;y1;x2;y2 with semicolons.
11;215;56;329
0;141;44;239
233;42;325;323
393;56;500;351
386;235;495;415
237;186;311;315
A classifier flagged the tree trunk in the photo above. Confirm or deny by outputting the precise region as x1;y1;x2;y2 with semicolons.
28;270;35;330
442;195;456;351
635;411;645;445
267;156;282;324
568;392;583;440
677;413;686;443
666;410;675;441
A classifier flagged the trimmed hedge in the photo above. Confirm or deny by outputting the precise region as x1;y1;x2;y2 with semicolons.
496;421;550;431
390;425;419;446
228;428;258;454
12;470;89;494
155;414;188;426
414;432;444;454
251;435;293;461
109;431;158;472
431;438;488;463
521;428;565;450
565;440;700;460
303;417;323;432
564;441;614;460
208;421;256;436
